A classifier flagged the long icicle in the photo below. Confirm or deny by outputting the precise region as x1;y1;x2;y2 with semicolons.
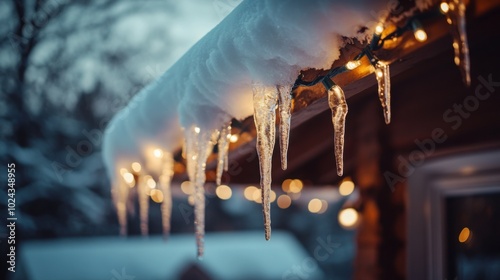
185;126;219;258
137;174;149;236
324;78;348;177
445;0;470;86
114;175;129;236
375;61;391;124
216;122;231;186
277;84;292;170
159;153;174;239
252;83;278;240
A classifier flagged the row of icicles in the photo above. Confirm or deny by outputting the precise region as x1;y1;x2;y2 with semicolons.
113;0;469;258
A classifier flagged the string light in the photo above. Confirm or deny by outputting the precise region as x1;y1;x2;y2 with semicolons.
131;162;142;173
346;60;361;70
412;20;427;42
153;148;164;158
440;2;450;13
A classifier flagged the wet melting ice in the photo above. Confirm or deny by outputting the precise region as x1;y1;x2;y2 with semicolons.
184;126;219;258
252;83;278;240
327;82;348;177
277;85;292;170
216;122;231;186
375;61;391;124
445;0;470;86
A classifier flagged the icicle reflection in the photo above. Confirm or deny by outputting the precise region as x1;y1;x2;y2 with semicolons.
375;61;391;124
277;84;292;170
444;0;470;86
252;83;278;240
324;79;347;177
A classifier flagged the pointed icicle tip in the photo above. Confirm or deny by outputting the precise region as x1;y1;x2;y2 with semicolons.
277;84;292;171
327;84;348;177
252;83;278;241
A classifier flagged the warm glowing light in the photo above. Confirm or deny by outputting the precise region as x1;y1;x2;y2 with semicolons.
308;198;322;213
244;186;258;200
339;179;355;196
289;179;303;193
229;134;239;143
181;181;194;195
131;162;142;173
318;200;328;214
414;29;427;42
270;190;277;203
120;168;128;175
216;185;232;200
123;172;135;184
375;24;384;35
454;56;460;66
277;195;292;209
282;179;293;193
252;188;263;203
346;60;361;70
458;227;471;243
194;126;201;133
146;177;156;189
150;189;164;203
338;208;359;228
153;148;164;158
376;68;384;78
440;2;449;13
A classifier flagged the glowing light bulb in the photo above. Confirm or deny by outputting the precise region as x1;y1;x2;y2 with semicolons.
375;24;384;35
277;194;291;209
440;2;449;13
338;208;359;228
194;126;200;133
131;162;142;173
346;60;361;70
308;198;322;213
153;148;164;158
289;179;303;193
215;185;232;200
123;172;135;185
146;177;156;189
244;186;258;200
229;134;239;143
458;227;471;243
414;29;427;42
339;178;355;196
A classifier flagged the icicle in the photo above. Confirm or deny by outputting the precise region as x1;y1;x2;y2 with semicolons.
277;84;292;170
216;122;231;186
324;78;348;177
184;126;219;258
159;153;174;238
374;61;391;124
444;0;470;86
252;83;278;240
137;174;149;236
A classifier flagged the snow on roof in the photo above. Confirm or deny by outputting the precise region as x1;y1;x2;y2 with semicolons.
101;0;433;255
102;0;400;179
16;231;324;280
